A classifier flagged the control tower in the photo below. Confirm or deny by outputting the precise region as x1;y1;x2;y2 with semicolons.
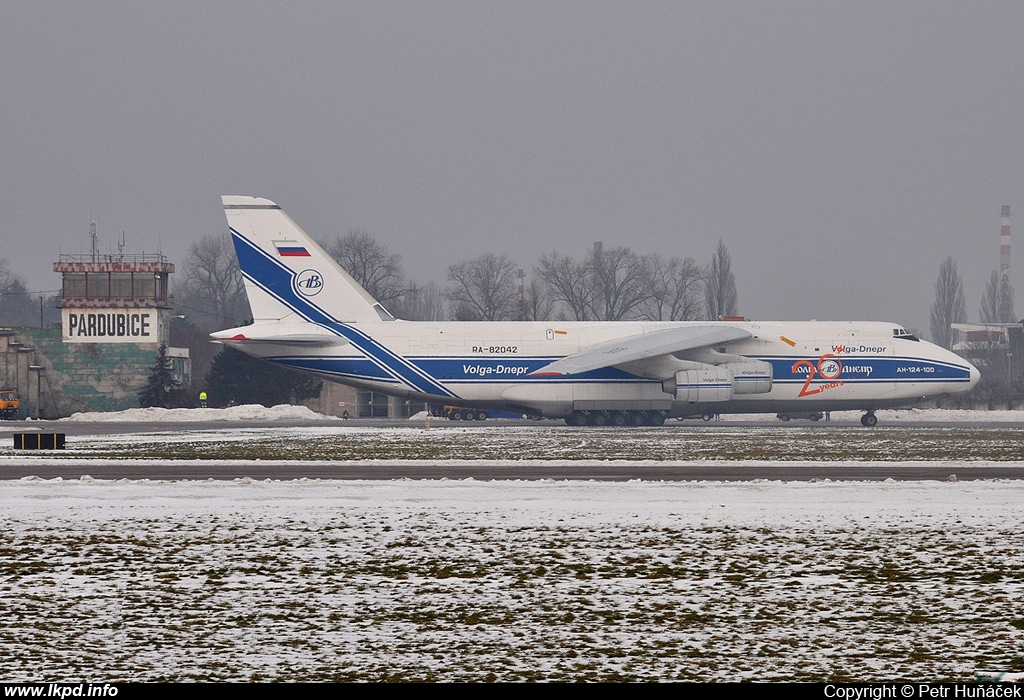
53;223;175;344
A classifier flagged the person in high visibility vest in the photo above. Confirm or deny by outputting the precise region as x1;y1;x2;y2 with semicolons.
199;391;208;408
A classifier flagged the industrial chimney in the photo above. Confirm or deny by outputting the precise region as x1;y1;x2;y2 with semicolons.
1001;205;1011;285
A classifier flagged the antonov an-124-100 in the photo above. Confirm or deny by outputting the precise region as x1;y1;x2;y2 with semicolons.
211;196;980;427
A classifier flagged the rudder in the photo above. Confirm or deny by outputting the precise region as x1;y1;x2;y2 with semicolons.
222;196;392;324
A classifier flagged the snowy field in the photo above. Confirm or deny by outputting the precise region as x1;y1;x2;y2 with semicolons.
53;403;1024;425
2;406;1023;682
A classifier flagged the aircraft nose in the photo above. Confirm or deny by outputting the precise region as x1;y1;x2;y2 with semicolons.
968;360;981;388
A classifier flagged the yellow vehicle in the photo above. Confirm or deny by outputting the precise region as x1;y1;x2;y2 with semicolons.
0;388;19;420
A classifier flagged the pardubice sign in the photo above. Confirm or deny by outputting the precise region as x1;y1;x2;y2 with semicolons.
62;308;158;343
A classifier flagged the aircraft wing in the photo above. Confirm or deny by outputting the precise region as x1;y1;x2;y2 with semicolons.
529;325;752;376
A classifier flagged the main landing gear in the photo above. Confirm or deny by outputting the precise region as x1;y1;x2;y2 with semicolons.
564;410;666;427
860;411;878;427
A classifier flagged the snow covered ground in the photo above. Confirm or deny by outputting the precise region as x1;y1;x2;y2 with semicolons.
51;404;1024;424
2;406;1023;682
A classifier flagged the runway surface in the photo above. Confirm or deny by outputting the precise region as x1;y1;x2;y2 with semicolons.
3;415;1023;481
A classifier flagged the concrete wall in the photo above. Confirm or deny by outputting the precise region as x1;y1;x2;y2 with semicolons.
302;380;358;418
1;327;165;418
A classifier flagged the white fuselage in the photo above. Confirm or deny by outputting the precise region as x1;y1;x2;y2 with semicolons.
224;319;977;418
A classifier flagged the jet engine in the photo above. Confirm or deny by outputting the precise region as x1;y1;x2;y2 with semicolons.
719;360;772;394
665;360;772;402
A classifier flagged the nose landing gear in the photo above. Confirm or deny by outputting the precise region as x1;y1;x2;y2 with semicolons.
860;411;878;427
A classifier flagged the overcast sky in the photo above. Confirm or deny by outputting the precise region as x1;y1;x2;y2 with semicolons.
4;1;1024;336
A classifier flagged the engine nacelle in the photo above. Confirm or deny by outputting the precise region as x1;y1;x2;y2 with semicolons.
668;368;733;402
664;361;773;401
719;360;773;395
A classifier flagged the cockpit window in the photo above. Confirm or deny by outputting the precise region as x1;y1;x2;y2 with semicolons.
893;328;919;341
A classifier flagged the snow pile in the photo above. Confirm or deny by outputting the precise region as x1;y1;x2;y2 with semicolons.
63;403;332;422
59;405;1024;423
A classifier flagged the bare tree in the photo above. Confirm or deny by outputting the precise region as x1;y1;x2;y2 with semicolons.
170;233;251;393
0;258;37;326
704;239;738;320
393;281;447;321
929;257;967;349
446;254;519;321
517;276;555;321
536;251;598;321
639;253;706;321
0;258;19;290
172;233;250;331
319;230;405;306
539;245;686;321
980;270;1015;324
591;245;648;321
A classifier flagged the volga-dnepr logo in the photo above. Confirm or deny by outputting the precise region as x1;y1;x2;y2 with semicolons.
294;269;324;297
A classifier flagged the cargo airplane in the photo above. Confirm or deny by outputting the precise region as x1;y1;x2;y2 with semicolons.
211;196;980;427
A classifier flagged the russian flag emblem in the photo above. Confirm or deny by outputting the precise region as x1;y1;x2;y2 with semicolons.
274;241;311;257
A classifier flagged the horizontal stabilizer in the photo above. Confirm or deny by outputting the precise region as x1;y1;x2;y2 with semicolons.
529;325;751;376
210;323;346;347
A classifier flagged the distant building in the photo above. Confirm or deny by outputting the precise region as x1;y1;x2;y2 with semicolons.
951;323;1017;352
951;322;1023;395
55;251;174;340
0;228;190;418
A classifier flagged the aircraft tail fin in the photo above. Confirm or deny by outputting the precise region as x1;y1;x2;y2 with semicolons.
221;195;393;324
